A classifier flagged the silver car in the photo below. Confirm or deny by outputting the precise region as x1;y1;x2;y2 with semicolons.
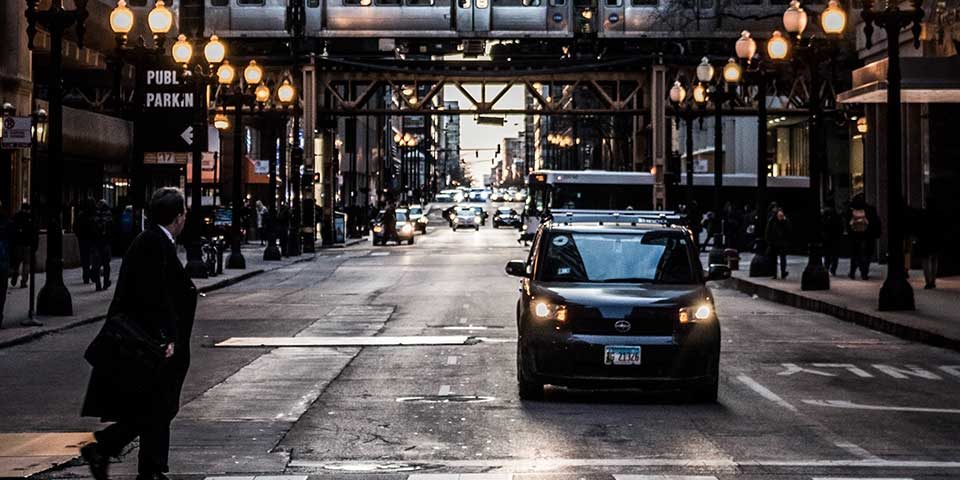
451;207;481;231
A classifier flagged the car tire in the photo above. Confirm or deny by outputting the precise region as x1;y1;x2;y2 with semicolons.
475;226;480;231
689;355;720;403
408;238;414;245
517;343;544;401
494;224;499;229
453;226;457;231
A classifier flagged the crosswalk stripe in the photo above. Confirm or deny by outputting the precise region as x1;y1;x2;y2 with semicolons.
811;477;914;480
203;477;308;480
408;475;512;480
614;476;718;480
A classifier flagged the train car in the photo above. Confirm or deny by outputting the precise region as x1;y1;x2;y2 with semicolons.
316;0;458;38
596;0;787;39
205;0;288;38
474;0;572;38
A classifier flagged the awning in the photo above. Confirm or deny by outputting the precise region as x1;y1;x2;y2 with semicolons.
63;105;132;162
837;56;960;104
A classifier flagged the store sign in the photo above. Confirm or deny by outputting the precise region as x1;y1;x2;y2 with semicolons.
139;61;197;156
255;160;269;174
1;116;32;149
144;151;188;165
144;69;194;110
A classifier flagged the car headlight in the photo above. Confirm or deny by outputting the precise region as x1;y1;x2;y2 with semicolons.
533;301;568;323
473;217;480;223
679;303;713;324
418;216;428;224
373;226;383;233
401;224;413;234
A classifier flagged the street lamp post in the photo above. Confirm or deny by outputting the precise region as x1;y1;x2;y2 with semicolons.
861;0;923;311
26;0;89;316
668;80;708;215
214;59;266;269
696;57;742;267
775;0;847;291
108;0;173;234
277;78;302;256
171;33;228;278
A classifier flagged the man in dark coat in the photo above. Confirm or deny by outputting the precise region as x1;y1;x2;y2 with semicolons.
820;204;844;276
846;192;881;280
383;203;398;245
765;207;792;279
92;199;114;291
81;187;198;480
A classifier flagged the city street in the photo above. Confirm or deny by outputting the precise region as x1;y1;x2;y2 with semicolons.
2;209;959;480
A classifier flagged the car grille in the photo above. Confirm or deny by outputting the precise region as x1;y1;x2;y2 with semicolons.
567;305;677;336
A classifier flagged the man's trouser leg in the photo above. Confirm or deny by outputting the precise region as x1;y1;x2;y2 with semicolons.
95;418;170;474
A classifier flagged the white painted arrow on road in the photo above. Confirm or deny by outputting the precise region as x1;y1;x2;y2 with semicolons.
803;399;960;414
180;126;193;145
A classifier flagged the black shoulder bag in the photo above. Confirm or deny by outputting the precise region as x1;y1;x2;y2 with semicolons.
84;313;167;378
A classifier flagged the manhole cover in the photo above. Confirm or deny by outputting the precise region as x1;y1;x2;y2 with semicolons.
396;395;497;404
319;462;431;472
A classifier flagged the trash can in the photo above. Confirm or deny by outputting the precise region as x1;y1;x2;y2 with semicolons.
725;248;740;271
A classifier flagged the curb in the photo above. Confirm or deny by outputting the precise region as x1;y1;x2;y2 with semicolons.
725;276;960;353
0;255;315;350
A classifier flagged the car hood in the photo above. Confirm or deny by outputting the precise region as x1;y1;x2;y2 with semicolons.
531;282;709;316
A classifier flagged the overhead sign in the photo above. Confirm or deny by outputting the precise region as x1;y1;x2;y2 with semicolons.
139;59;198;157
1;116;32;149
180;126;194;146
144;69;194;110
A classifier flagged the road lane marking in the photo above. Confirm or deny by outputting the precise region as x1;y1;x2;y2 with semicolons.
288;458;960;469
215;336;474;347
439;385;452;396
873;364;942;380
812;478;913;480
443;326;490;330
370;252;390;257
834;441;881;460
615;476;718;480
812;363;874;377
447;356;459;366
459;317;468;324
940;365;960;378
778;363;835;377
409;475;512;480
803;399;960;414
736;375;798;412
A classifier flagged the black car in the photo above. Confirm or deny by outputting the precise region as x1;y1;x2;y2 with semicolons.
371;208;416;245
493;207;521;229
505;215;730;402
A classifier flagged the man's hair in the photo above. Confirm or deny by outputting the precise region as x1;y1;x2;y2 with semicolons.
148;187;185;226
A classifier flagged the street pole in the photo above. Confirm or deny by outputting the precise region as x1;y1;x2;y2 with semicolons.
29;0;89;316
800;52;830;291
227;100;246;269
749;71;775;277
264;120;282;260
707;84;727;267
288;111;303;256
862;0;922;310
685;117;694;209
185;72;209;278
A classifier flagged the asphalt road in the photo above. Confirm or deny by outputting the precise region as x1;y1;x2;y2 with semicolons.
3;202;959;480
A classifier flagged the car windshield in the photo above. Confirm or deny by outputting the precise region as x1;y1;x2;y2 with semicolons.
457;209;475;217
395;211;408;222
498;208;515;214
409;207;422;215
538;231;696;284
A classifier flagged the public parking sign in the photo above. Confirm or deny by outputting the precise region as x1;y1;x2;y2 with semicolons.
1;116;32;149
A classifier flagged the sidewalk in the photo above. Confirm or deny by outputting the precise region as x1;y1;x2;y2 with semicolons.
0;244;314;348
721;252;960;351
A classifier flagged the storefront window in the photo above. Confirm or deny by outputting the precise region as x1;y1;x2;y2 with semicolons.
769;117;808;176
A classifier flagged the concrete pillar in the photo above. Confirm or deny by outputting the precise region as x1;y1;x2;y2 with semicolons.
301;59;317;251
2;0;34;209
651;66;666;209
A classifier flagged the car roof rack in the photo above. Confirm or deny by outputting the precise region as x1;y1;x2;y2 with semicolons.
547;210;683;227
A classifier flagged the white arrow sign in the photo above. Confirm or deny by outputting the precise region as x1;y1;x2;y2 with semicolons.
180;126;194;146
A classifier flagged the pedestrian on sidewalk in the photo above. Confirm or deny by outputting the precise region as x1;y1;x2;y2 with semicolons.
10;203;36;288
91;199;114;291
765;207;792;279
77;197;97;285
914;197;943;289
820;203;844;276
0;202;13;328
846;192;881;280
81;187;197;480
255;200;266;246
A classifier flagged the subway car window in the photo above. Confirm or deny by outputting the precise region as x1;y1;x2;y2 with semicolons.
493;0;542;5
237;0;265;4
605;0;619;5
344;0;362;4
549;0;566;5
307;0;320;6
631;0;657;5
376;0;402;5
406;0;436;5
211;0;229;5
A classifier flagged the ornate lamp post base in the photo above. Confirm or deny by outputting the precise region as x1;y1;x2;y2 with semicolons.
36;283;73;316
879;276;915;311
186;258;209;279
263;241;282;261
707;234;727;266
749;240;776;277
227;251;246;269
801;244;830;290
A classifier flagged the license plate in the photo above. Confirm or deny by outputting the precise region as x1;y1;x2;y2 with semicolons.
604;346;642;366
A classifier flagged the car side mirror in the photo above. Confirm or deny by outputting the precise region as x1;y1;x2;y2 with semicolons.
505;260;528;278
706;264;732;282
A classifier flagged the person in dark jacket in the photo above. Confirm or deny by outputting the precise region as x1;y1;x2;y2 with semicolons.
77;198;98;284
92;200;114;291
913;197;943;289
10;203;36;289
0;203;12;328
276;202;291;256
80;187;198;480
765;207;792;279
820;204;844;276
846;192;881;280
383;203;398;244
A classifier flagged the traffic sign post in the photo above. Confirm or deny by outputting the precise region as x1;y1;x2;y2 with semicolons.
1;116;33;149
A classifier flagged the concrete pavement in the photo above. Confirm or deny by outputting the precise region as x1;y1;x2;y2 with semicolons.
725;252;960;352
0;244;315;349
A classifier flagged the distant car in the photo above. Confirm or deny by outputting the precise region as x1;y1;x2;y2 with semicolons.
451;206;481;231
371;208;415;245
408;205;428;233
514;191;527;202
490;192;504;202
505;214;730;401
493;207;521;229
435;193;454;203
471;205;488;226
